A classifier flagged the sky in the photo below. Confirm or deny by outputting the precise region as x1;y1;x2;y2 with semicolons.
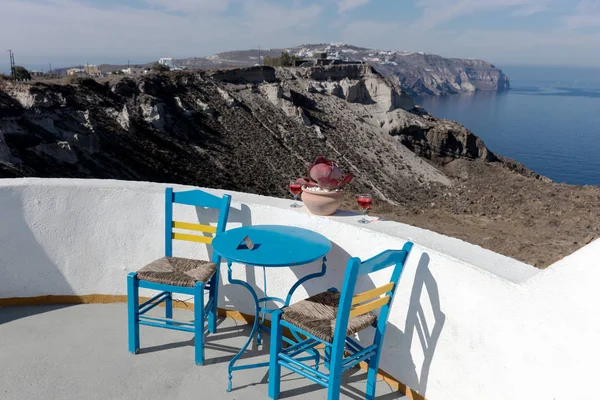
2;0;600;72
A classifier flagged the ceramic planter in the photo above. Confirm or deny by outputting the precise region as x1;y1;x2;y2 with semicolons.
301;189;344;216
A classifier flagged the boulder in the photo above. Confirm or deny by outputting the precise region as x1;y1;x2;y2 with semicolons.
217;88;238;107
298;107;311;126
31;141;78;164
117;105;130;130
140;98;165;130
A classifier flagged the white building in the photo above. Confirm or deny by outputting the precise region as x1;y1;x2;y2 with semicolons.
158;58;174;68
67;68;86;77
122;67;147;75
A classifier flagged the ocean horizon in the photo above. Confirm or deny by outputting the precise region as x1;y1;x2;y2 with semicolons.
416;65;600;186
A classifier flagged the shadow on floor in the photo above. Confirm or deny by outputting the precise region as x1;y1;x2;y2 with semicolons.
278;367;402;400
0;304;74;325
137;317;262;364
135;314;404;398
2;304;405;399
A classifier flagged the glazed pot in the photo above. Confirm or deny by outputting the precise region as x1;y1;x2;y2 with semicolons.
301;189;345;216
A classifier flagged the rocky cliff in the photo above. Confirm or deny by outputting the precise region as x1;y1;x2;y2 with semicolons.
375;53;511;97
0;65;498;204
179;43;511;97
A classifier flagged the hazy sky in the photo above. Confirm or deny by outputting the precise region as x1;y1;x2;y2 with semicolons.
2;0;600;71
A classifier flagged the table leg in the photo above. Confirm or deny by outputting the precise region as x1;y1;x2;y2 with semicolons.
284;256;327;306
226;262;261;392
257;266;267;346
225;257;328;391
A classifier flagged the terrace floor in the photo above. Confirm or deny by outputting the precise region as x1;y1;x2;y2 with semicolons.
0;304;405;400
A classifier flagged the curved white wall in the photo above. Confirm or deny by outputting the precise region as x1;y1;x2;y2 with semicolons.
0;178;598;400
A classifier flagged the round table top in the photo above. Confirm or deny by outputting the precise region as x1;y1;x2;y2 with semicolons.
212;225;331;267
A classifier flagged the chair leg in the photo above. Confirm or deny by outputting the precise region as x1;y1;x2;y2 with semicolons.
127;273;140;354
268;310;283;399
165;292;173;325
327;369;342;400
327;343;343;400
324;346;331;370
365;347;383;400
208;272;219;334
194;282;205;365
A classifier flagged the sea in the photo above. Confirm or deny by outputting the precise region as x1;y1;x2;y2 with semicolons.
416;66;600;186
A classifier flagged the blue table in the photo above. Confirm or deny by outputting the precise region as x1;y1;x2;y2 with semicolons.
212;225;331;392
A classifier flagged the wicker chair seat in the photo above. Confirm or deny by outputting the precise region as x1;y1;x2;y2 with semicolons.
137;257;217;287
281;290;377;343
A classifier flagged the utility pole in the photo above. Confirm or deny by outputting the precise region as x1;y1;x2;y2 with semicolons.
7;50;16;80
49;62;52;76
258;46;261;66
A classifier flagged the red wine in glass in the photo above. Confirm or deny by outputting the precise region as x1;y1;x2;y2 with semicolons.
289;181;303;208
357;194;372;223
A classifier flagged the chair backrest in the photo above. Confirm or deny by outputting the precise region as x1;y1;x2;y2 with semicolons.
332;242;414;344
164;188;232;263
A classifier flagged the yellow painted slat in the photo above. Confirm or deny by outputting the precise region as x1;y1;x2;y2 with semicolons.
172;232;213;244
172;221;217;234
352;282;395;305
349;296;390;318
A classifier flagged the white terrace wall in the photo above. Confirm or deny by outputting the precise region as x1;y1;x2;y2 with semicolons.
0;179;598;400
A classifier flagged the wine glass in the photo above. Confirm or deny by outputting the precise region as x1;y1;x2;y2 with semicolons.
357;194;372;224
289;181;303;208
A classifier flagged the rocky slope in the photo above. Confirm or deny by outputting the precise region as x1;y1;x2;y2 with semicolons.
0;65;496;203
0;65;596;267
178;43;511;97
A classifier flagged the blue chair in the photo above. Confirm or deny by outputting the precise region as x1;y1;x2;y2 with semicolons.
127;188;231;365
269;242;414;400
